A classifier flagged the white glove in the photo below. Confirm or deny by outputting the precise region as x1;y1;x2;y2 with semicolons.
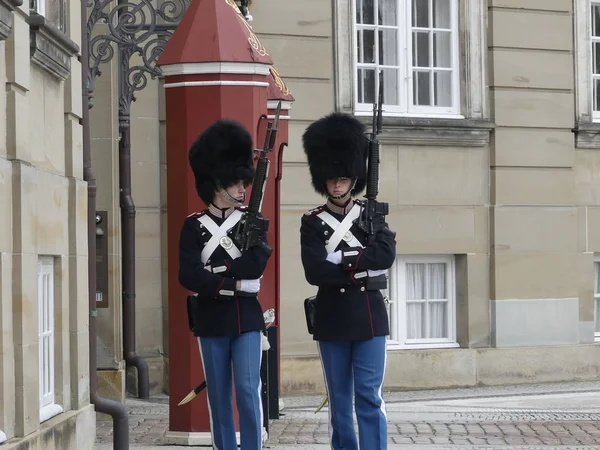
204;265;212;272
326;250;342;265
239;278;261;293
368;269;387;277
261;333;270;351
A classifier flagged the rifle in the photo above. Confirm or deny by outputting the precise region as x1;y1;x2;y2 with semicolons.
357;71;388;244
233;101;282;253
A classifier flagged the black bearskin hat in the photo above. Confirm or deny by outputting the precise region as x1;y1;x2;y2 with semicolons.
189;119;255;205
302;112;368;197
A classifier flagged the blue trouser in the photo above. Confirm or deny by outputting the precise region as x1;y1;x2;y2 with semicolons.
198;331;263;450
318;336;387;450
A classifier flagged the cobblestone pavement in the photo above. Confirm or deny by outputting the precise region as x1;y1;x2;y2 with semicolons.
95;381;600;449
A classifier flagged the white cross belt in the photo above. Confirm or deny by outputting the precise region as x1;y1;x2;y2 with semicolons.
317;204;364;253
197;210;243;263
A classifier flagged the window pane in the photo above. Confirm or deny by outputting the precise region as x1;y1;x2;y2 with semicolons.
357;0;375;25
357;30;363;63
379;29;398;65
413;0;429;27
413;31;430;67
428;301;448;338
357;68;376;103
45;0;65;32
596;296;600;332
595;42;600;75
45;336;50;394
379;0;397;25
595;79;600;112
413;70;431;105
407;302;425;338
433;31;451;68
595;262;600;294
434;71;452;106
427;263;446;298
596;297;600;332
594;4;600;37
432;0;450;29
406;263;426;299
381;68;400;105
358;29;375;63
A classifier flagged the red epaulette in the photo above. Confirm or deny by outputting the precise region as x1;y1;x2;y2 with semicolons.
304;205;325;217
186;210;206;219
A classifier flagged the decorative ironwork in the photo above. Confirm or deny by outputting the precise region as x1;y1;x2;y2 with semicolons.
86;0;256;118
86;0;191;115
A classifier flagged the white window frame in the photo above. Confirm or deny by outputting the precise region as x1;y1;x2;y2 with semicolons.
334;0;487;120
384;254;458;350
575;0;600;123
353;0;461;117
37;256;63;423
34;0;45;16
30;0;67;32
594;254;600;341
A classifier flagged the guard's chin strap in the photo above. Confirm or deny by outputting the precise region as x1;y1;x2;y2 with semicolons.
326;178;357;201
216;182;245;205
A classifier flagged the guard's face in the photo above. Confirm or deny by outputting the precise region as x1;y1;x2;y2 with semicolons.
224;180;247;204
326;177;352;197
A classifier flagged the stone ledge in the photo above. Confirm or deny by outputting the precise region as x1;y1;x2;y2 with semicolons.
27;11;79;81
356;116;495;148
574;122;600;149
0;0;21;40
281;344;600;395
1;405;95;450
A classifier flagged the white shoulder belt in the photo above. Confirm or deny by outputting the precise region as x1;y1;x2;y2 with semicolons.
317;204;364;253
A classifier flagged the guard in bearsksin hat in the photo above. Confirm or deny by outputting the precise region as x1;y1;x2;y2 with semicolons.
178;119;271;450
300;112;396;450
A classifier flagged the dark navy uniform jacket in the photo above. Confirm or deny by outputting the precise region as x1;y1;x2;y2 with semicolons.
178;204;271;337
300;199;397;341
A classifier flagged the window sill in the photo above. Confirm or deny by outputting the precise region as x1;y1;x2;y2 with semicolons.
27;12;79;81
40;403;63;423
573;123;600;149
0;0;21;39
386;341;460;351
356;116;495;148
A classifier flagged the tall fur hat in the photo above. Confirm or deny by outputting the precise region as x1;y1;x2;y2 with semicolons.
302;112;368;197
189;119;255;205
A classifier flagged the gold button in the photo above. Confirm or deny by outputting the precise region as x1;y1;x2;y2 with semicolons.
360;287;365;291
340;288;345;293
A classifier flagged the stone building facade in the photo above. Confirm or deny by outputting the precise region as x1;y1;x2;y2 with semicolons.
92;0;600;402
5;3;600;447
244;0;600;392
0;0;95;448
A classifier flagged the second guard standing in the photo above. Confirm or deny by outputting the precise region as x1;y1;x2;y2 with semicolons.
300;112;397;450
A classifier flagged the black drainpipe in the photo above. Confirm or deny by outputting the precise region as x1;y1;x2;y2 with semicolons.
81;0;129;446
118;114;149;398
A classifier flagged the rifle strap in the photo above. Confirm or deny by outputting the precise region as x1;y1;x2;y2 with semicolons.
197;210;243;263
318;204;363;253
